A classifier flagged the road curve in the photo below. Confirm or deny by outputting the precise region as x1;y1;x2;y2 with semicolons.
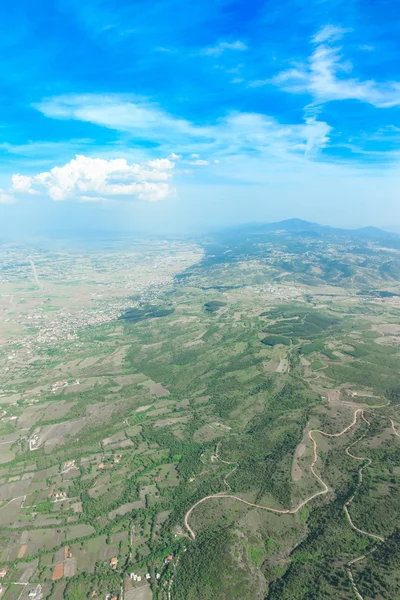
184;409;379;539
183;410;400;600
0;495;26;510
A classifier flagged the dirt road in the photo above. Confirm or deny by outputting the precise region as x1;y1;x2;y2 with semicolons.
185;409;367;539
183;409;399;599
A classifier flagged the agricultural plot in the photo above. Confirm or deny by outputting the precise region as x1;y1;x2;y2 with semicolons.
0;235;399;599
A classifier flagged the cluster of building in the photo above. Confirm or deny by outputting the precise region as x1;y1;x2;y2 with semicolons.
53;491;67;501
14;292;158;350
109;556;162;583
98;455;121;470
48;484;67;501
51;381;69;393
28;585;43;599
29;433;39;451
251;283;302;299
0;570;5;596
63;459;76;472
0;245;203;396
130;572;156;582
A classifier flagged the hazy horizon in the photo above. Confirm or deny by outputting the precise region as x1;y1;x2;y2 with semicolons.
2;0;400;238
2;214;400;244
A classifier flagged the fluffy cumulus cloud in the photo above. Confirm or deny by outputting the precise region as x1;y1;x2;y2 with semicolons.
11;154;176;202
3;98;333;207
272;25;400;108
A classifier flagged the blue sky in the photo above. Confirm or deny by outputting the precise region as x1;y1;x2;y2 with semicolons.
1;0;400;236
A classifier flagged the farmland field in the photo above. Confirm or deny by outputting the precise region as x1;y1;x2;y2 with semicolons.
0;224;399;599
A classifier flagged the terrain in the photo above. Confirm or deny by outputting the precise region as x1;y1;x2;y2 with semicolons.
0;221;399;600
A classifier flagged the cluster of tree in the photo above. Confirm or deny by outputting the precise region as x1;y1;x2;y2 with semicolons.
173;527;259;600
204;300;227;313
119;303;174;323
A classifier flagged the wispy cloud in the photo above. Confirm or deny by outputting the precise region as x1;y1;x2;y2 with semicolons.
0;139;93;158
188;159;209;165
0;190;14;204
34;94;331;161
312;25;351;44
35;95;202;144
270;25;400;108
202;40;247;56
155;46;178;54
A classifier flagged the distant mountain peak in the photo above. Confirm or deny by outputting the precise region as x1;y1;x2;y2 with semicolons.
272;218;328;231
216;219;396;240
355;226;388;235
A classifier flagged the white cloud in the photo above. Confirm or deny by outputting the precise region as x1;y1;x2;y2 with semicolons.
11;174;37;193
147;158;174;171
216;112;331;156
0;139;92;158
312;25;351;44
359;44;374;52
272;26;400;108
34;94;331;161
0;189;15;204
202;40;247;56
11;154;176;202
188;159;209;165
34;95;204;143
155;46;178;54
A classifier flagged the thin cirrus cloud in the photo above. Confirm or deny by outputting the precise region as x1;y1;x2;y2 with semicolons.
0;190;14;204
0;139;93;158
201;40;248;56
270;25;400;108
34;95;203;144
10;155;176;203
2;95;333;206
188;159;209;165
34;94;331;160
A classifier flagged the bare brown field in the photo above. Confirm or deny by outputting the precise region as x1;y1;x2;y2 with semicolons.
17;544;27;558
52;563;64;580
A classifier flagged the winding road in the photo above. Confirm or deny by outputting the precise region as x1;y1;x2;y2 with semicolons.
185;409;367;538
183;408;399;599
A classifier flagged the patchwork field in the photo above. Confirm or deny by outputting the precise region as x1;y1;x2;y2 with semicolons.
0;229;399;599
